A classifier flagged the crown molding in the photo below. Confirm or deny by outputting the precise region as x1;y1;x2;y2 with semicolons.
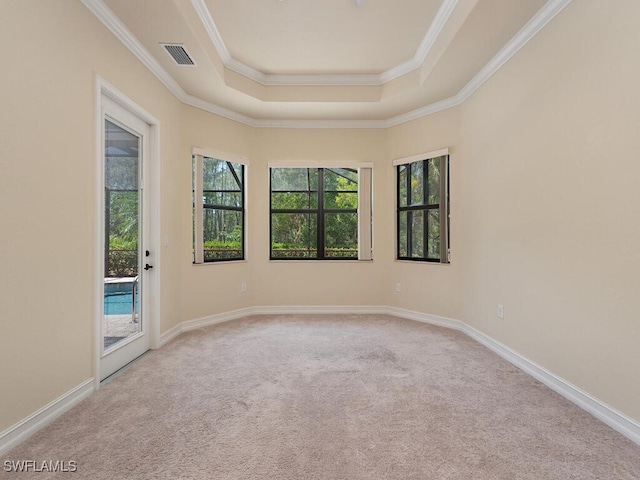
81;0;187;100
457;0;572;102
389;0;573;127
189;0;231;63
83;0;572;129
182;94;256;127
380;0;458;84
182;94;388;129
386;95;463;128
260;73;382;87
414;0;459;66
253;118;388;129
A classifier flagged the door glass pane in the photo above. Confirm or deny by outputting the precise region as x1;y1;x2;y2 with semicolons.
103;119;141;351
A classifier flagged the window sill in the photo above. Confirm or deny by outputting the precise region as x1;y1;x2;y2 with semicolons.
269;259;373;264
394;259;450;265
193;260;248;266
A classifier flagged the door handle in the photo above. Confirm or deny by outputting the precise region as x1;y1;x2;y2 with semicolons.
144;263;153;271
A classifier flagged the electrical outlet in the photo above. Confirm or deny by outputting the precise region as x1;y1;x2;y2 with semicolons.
241;283;247;292
396;283;401;292
497;304;504;319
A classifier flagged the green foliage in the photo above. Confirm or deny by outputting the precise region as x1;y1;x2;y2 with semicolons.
270;167;359;258
197;156;244;256
108;190;138;247
203;239;242;249
106;189;138;276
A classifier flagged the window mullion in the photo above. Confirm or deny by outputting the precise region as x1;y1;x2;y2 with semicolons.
423;160;429;259
406;164;413;257
317;168;325;259
226;161;242;189
396;166;401;258
240;165;245;259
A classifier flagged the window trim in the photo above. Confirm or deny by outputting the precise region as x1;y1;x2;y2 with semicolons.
394;149;450;263
192;148;248;264
269;163;373;261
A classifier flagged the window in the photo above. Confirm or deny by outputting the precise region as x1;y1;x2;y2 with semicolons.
270;166;372;260
192;150;246;263
396;150;449;263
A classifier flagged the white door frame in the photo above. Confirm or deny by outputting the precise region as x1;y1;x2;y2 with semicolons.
94;77;160;388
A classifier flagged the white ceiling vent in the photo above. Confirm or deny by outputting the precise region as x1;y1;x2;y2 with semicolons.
162;44;195;66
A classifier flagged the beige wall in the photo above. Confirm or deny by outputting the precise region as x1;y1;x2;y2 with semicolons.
1;0;638;438
179;106;254;322
387;107;464;320
248;128;392;308
466;0;640;421
389;0;640;421
0;1;184;430
178;121;393;320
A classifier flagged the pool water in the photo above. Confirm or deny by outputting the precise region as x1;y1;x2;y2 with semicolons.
104;292;138;316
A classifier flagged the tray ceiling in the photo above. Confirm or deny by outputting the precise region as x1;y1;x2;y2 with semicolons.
85;0;571;127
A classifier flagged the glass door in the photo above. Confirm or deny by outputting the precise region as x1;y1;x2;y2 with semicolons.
100;97;151;381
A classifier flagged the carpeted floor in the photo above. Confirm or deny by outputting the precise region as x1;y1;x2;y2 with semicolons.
3;314;639;479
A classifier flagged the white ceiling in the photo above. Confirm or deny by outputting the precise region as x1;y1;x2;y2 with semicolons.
84;0;571;127
209;0;442;75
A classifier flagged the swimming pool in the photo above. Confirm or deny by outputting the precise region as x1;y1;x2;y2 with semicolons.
104;292;138;316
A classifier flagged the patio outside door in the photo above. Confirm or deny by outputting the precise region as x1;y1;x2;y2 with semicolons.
100;96;151;381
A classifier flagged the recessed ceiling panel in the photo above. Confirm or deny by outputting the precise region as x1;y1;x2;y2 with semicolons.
207;0;441;75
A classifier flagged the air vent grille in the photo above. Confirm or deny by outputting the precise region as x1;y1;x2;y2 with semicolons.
163;44;195;66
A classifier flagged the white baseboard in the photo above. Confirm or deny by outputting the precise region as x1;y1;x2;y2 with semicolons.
160;305;390;345
0;378;94;456
460;322;640;446
159;323;183;347
181;307;256;333
250;305;389;316
387;306;640;446
386;306;464;331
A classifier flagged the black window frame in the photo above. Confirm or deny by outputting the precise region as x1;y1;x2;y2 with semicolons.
396;155;450;263
193;154;245;263
270;167;359;260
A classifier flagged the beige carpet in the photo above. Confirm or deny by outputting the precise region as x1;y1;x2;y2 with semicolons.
3;314;639;479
